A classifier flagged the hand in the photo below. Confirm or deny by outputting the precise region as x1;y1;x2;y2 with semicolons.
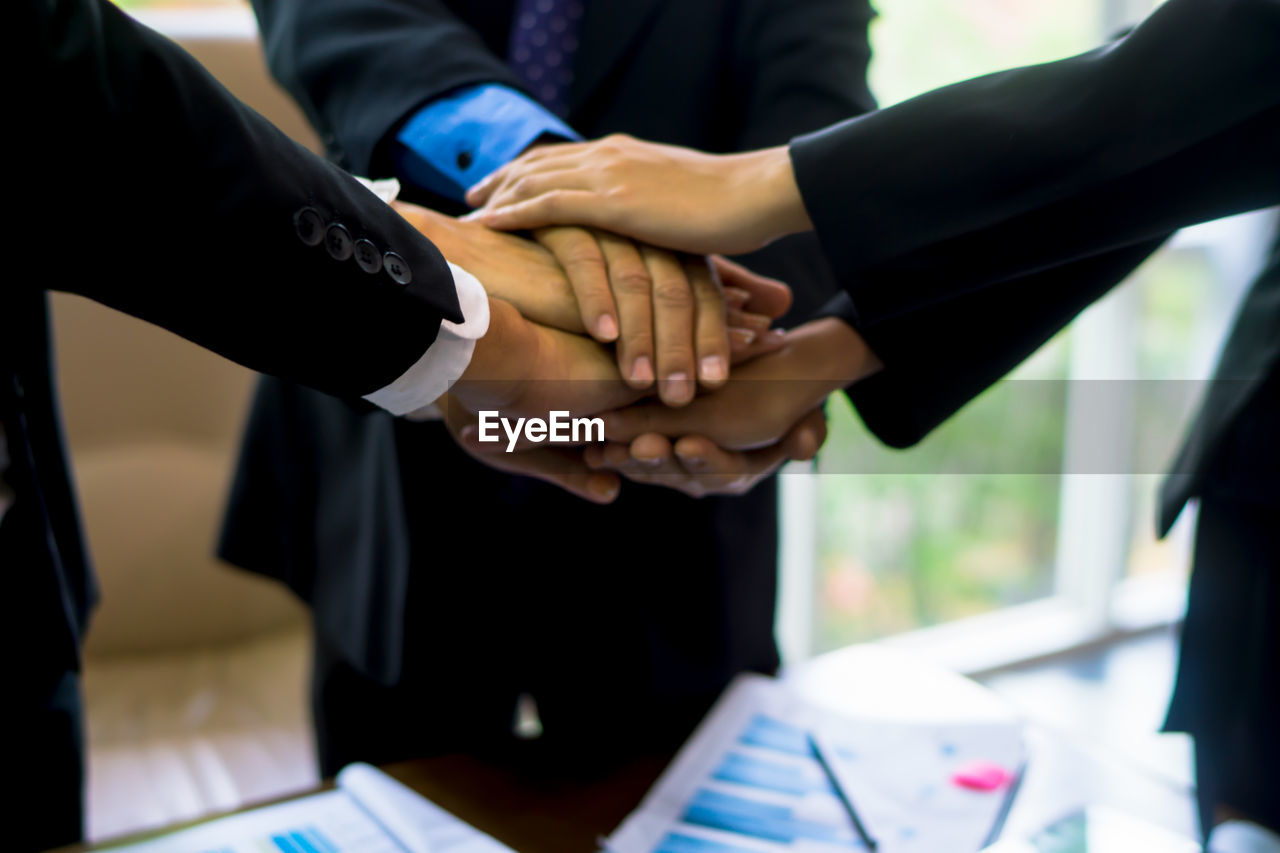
584;408;828;498
466;135;813;255
522;228;796;405
440;394;621;505
530;231;794;352
598;317;882;450
450;296;641;420
531;226;728;405
396;202;788;402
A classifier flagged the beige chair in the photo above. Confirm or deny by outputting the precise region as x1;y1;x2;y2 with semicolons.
51;24;325;843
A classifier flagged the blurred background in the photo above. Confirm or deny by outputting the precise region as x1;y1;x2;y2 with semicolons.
76;0;1276;843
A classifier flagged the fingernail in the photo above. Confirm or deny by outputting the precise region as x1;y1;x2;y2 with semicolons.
589;475;619;502
725;287;750;307
460;425;478;441
763;329;786;344
641;455;663;467
678;452;706;470
596;314;619;341
662;372;693;404
700;355;727;383
730;328;757;347
740;313;772;332
631;356;655;385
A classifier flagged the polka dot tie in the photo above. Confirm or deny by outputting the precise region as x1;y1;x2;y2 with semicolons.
508;0;586;117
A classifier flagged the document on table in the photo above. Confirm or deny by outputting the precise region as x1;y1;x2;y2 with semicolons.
605;675;1026;853
103;762;513;853
983;807;1199;852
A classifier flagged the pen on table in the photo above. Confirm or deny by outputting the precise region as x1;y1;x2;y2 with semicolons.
809;732;878;852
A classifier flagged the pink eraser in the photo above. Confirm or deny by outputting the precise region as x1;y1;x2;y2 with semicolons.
950;760;1016;792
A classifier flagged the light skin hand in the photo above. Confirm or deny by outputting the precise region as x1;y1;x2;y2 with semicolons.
584;408;829;498
465;135;814;256
599;317;883;450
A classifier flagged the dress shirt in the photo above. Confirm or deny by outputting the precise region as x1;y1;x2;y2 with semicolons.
351;178;490;416
393;83;579;201
363;261;489;416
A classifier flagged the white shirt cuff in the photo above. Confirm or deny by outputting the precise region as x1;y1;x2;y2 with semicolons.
362;262;489;417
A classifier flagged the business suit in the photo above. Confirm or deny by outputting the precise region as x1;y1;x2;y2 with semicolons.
220;0;874;774
788;0;1279;447
7;0;463;846
1161;231;1280;834
784;0;1279;835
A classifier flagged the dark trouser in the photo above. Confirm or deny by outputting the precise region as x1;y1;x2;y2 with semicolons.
310;626;732;780
1165;497;1280;841
308;419;779;779
14;668;84;852
2;491;86;852
310;630;520;777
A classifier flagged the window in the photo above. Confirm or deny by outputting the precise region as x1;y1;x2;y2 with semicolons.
777;0;1277;671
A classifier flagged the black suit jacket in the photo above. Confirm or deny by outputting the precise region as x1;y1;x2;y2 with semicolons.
220;0;874;719
1160;229;1280;532
789;0;1280;449
5;0;462;688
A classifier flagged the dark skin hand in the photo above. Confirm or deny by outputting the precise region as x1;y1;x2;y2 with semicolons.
585;407;829;498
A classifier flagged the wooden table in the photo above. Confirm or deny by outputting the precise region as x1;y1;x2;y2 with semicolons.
68;645;1195;851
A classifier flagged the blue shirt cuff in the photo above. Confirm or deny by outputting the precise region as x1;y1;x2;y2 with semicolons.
393;84;581;202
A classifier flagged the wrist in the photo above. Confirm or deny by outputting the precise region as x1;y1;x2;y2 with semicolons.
452;297;534;410
393;201;466;260
788;317;883;392
729;146;814;250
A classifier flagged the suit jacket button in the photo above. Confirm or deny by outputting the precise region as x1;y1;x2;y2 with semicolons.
293;207;324;246
384;252;412;285
325;224;353;261
354;239;382;274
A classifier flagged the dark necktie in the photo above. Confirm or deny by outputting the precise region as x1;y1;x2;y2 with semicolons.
508;0;586;117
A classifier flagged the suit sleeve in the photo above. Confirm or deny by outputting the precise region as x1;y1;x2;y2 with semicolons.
20;0;463;401
726;0;878;322
251;0;524;177
789;0;1280;325
832;239;1166;447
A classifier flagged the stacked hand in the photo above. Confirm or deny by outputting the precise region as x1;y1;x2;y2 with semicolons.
396;203;790;402
389;134;875;502
465;135;812;255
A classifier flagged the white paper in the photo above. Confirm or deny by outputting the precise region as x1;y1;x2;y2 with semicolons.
100;789;405;853
605;675;1025;853
983;807;1199;852
103;763;513;853
339;763;511;853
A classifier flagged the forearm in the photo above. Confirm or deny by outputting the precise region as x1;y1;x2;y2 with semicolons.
250;0;521;176
788;0;1280;322
32;0;461;402
728;147;816;250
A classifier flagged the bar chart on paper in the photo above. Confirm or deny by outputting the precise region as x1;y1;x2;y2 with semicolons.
197;823;345;853
107;790;412;853
608;676;1025;853
105;763;514;853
